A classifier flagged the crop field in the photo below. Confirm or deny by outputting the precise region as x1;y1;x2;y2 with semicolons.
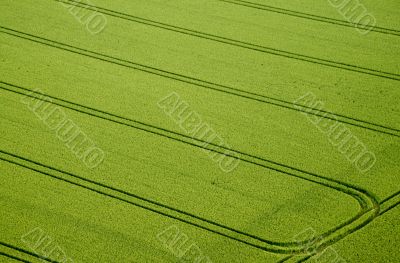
0;0;399;262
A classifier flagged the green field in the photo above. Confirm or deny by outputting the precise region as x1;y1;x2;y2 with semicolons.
0;0;399;262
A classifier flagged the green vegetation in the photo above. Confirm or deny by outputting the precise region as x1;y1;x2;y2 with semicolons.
0;0;399;262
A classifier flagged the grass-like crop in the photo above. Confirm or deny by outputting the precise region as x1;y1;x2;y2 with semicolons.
1;0;399;262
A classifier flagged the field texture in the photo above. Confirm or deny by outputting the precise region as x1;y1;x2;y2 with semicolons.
0;0;399;262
